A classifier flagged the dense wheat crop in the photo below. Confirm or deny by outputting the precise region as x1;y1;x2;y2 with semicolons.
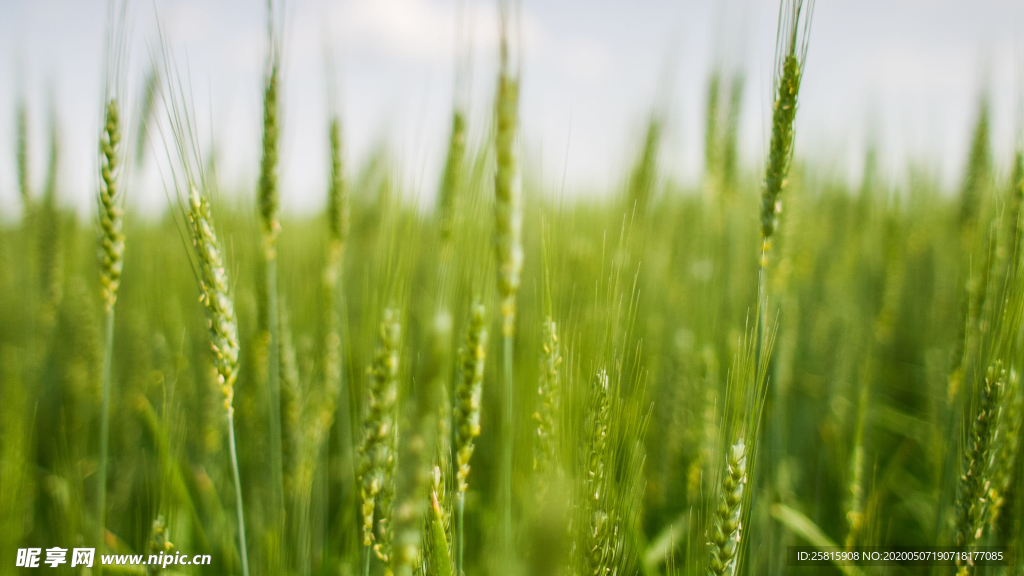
2;1;1023;576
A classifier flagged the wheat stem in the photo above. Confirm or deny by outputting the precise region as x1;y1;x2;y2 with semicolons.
228;412;251;576
97;308;114;551
456;492;465;576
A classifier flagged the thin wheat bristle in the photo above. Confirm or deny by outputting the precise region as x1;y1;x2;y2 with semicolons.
358;309;402;548
98;99;125;312
454;303;488;492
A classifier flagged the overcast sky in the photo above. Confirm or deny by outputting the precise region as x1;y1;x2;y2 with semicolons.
1;0;1023;218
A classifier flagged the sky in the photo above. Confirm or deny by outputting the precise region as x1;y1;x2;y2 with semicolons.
0;0;1023;219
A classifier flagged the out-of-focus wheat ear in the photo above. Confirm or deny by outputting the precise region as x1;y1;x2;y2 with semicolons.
1008;148;1024;254
322;114;349;458
145;515;173;576
703;69;722;199
721;72;744;196
707;440;746;576
16;101;31;215
39;109;63;317
533;317;561;478
357;309;402;575
988;368;1021;533
259;62;281;257
954;363;1003;576
438;109;467;243
494;4;522;561
135;64;160;167
584;369;617;576
627;115;662;216
454;303;487;493
453;303;487;576
494;51;523;337
958;96;992;233
327;117;350;253
374;424;398;569
324;116;349;398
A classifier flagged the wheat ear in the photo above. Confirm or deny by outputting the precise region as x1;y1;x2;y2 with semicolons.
954;363;1003;576
454;303;487;576
707;440;746;576
584;369;618;576
533;318;561;476
357;309;402;574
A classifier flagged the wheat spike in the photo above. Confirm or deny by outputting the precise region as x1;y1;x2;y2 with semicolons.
454;303;488;492
358;309;402;548
98;99;125;312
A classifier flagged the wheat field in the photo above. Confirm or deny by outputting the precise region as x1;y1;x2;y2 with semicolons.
1;1;1023;576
